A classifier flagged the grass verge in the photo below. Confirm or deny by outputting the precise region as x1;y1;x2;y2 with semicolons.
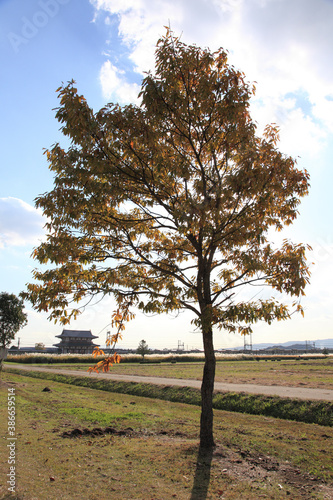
1;372;333;500
5;367;332;427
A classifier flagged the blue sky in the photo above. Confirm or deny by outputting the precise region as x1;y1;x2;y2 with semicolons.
1;0;333;350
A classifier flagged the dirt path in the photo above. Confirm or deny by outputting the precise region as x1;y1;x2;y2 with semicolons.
6;364;333;401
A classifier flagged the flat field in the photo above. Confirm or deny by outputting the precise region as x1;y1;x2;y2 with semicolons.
1;371;332;500
25;356;333;390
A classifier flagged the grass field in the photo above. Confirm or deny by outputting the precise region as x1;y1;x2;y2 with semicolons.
1;371;333;500
5;367;333;426
12;356;333;389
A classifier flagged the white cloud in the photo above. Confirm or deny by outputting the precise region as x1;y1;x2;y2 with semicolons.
99;60;141;103
279;109;326;158
91;0;333;158
312;95;333;132
0;197;45;248
251;98;327;157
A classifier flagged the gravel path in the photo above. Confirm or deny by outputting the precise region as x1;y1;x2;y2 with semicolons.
6;364;333;401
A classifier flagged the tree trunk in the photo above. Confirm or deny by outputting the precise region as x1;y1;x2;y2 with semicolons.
200;326;216;448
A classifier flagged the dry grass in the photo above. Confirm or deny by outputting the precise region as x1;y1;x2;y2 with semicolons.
1;372;332;500
22;356;333;390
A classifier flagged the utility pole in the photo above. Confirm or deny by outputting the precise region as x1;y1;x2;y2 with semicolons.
244;332;252;352
177;340;184;352
106;331;111;353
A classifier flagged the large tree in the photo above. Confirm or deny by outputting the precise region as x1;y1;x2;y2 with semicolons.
25;31;310;448
0;292;27;354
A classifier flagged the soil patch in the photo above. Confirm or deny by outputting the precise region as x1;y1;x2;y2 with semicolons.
60;426;135;438
58;425;333;498
212;445;333;499
60;425;187;439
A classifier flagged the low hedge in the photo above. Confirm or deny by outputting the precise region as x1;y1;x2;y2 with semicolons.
213;392;332;426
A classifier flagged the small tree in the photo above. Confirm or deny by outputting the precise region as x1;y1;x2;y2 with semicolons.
137;339;149;359
24;31;310;448
35;342;45;352
0;292;27;370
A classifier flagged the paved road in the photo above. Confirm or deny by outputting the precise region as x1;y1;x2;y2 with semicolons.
5;364;333;401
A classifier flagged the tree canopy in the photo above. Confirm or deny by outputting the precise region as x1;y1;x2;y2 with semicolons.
0;292;27;348
35;342;45;351
25;30;310;447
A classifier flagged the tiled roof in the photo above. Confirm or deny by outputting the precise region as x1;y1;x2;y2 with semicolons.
55;329;98;339
53;341;99;348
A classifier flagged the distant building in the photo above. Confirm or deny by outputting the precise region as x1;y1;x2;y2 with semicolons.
8;346;59;354
53;329;99;354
